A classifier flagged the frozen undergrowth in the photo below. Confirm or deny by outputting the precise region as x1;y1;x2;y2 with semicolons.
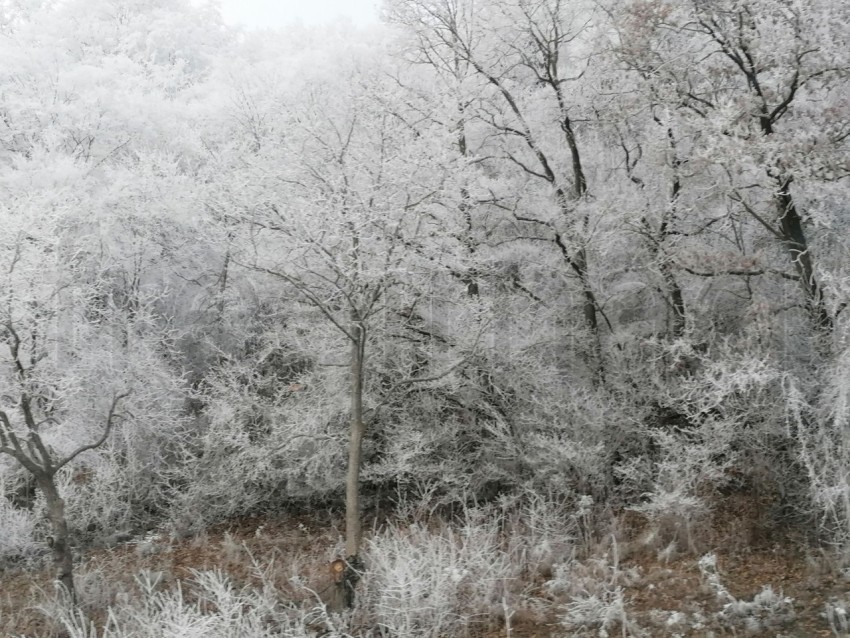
19;495;579;638
361;516;514;637
825;598;850;636
39;566;342;638
353;494;579;637
5;503;823;638
0;498;39;566
548;538;644;638
699;552;796;633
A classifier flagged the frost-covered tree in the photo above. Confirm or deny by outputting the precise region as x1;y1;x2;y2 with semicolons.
0;0;221;598
386;0;614;376
199;42;485;602
610;0;850;337
0;195;185;600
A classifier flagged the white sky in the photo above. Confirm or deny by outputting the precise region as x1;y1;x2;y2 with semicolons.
216;0;381;29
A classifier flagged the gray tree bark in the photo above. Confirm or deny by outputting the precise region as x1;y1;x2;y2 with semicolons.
341;318;366;606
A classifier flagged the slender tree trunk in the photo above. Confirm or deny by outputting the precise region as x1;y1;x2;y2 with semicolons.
37;474;75;603
345;324;364;559
663;129;687;339
555;210;603;378
560;115;587;200
774;176;831;331
757;105;830;332
216;250;230;320
572;247;603;368
644;222;686;339
660;257;686;338
648;125;687;340
342;319;365;607
457;104;479;298
556;99;603;376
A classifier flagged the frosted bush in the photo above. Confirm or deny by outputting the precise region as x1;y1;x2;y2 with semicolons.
699;553;795;632
549;541;643;637
47;568;332;638
791;350;850;548
718;586;795;631
360;507;520;637
500;489;578;575
628;346;784;550
824;598;850;636
628;428;721;553
560;587;632;638
54;414;189;541
697;553;732;603
0;488;39;563
169;411;346;534
59;460;134;539
169;355;350;532
630;484;708;554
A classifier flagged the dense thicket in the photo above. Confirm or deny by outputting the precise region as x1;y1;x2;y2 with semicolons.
1;0;849;582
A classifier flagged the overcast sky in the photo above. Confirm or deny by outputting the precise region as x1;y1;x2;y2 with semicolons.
216;0;380;29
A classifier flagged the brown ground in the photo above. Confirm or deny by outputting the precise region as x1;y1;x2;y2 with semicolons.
1;512;848;637
623;550;845;637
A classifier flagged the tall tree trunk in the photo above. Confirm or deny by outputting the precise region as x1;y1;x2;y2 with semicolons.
645;224;686;339
756;91;830;332
37;474;75;603
661;257;686;338
652;125;687;339
572;246;603;373
216;250;230;320
457;104;479;298
774;176;832;331
553;178;603;377
557;99;604;377
342;318;366;607
560;114;587;200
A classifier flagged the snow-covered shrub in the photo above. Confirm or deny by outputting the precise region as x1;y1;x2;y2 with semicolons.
623;339;791;550
55;360;189;542
500;489;580;577
628;430;719;553
169;407;346;533
44;567;333;638
0;472;40;564
548;540;643;637
168;335;350;532
698;553;795;632
354;495;577;637
697;552;731;602
824;598;850;636
718;585;796;632
359;509;518;637
559;587;634;638
792;348;850;549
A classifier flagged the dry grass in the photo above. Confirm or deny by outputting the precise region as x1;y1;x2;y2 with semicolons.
0;514;345;637
1;505;849;637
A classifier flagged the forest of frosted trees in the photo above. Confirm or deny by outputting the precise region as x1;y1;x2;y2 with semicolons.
0;0;849;635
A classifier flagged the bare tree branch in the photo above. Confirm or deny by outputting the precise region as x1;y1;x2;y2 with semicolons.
54;392;130;473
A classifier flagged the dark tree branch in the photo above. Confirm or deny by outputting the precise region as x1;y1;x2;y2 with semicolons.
677;262;799;281
54;392;130;473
